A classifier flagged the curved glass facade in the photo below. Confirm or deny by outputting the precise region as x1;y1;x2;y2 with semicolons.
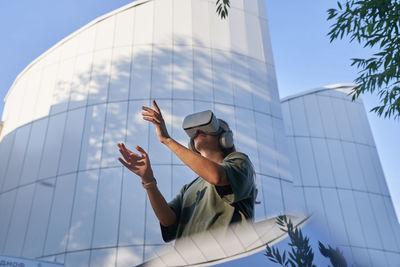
0;0;299;265
281;84;400;266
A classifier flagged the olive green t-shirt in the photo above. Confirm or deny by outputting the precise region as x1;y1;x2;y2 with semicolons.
160;152;256;242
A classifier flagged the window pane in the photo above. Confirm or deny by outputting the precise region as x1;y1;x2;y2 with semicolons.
23;178;56;258
67;170;98;251
44;173;76;255
92;167;122;248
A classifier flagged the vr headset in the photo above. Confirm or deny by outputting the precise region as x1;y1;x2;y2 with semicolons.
182;110;234;153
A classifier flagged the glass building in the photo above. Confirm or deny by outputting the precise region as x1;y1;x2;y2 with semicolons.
0;0;398;266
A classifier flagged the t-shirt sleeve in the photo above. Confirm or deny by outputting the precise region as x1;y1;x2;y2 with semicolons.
218;152;255;204
160;185;185;242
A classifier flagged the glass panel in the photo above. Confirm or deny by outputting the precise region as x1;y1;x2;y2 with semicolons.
101;102;128;168
173;46;193;99
210;0;230;51
288;98;309;136
130;46;152;100
370;194;398;251
232;54;253;109
143;245;167;262
368;248;389;266
281;102;293;136
148;100;172;165
34;64;59;120
117;246;143;267
19;67;42;126
261;175;284;218
369;146;390;196
126;100;150;152
133;2;154;45
302;94;324;137
3;184;35;256
20;118;48;185
119;169;146;246
302;187;330;235
89;247;117;267
171;100;193;165
92;167;122;248
337;189;366;247
229;8;247;56
341;142;366;191
154;0;172;45
383;196;400;249
326;139;351;189
352;247;372;267
173;0;192;46
316;95;340;139
294;137;319;186
320;188;349;245
191;0;210;47
65;250;90;267
58;108;86;175
355;144;380;194
38;112;67;179
245;15;264;60
67;170;98;251
193;47;213;102
114;8;135;48
79;104;107;171
249;59;270;115
76;25;96;56
59;36;78;61
254;112;278;177
22;178;56;258
235;107;259;173
331;97;353;141
151;46;173;99
44;173;76;255
0;190;17;252
108;47;132;102
310;138;335;187
281;183;307;217
212;50;234;105
69;53;92;110
87;49;113;105
254;175;265;221
145;165;171;245
386;251;400;266
50;57;75;115
273;118;293;182
345;101;367;144
353;191;383;249
3;125;30;191
95;17;115;51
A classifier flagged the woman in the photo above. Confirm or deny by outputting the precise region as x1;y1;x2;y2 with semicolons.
117;100;256;242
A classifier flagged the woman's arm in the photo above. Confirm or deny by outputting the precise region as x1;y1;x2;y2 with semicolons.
117;143;176;226
142;100;229;186
163;137;229;186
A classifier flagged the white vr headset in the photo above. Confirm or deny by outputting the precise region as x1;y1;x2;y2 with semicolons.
182;110;234;153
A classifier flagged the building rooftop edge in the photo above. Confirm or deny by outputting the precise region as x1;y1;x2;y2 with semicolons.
280;83;358;103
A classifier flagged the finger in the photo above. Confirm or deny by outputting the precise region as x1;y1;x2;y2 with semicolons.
153;100;162;115
118;157;131;169
142;115;161;123
121;143;140;157
118;144;131;161
136;145;148;157
142;106;156;114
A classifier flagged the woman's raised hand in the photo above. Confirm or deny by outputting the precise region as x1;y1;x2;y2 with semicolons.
117;143;154;183
142;100;171;144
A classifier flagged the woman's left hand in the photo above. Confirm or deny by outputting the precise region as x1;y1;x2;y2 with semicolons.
142;100;171;144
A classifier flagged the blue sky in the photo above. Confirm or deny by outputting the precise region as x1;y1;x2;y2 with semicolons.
0;0;399;265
